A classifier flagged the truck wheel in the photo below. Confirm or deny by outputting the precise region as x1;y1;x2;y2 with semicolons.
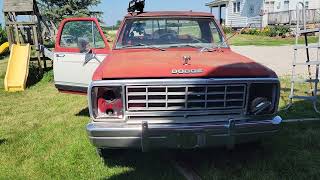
96;148;104;158
96;148;126;158
96;148;109;164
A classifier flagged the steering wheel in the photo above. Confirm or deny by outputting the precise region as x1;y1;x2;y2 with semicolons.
191;38;203;43
159;33;177;40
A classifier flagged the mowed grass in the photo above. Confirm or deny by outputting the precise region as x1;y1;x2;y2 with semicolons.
0;58;182;179
0;57;8;89
0;57;320;179
229;34;319;46
180;121;320;180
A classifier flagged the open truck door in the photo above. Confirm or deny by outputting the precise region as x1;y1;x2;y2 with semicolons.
54;18;110;93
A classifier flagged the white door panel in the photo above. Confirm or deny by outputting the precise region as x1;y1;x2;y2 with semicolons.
54;53;106;88
53;18;110;93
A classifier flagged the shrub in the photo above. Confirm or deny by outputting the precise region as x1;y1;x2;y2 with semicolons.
222;26;233;34
0;28;7;44
240;25;292;37
264;26;291;37
240;28;262;35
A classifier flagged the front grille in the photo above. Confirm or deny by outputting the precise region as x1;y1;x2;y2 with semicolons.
126;84;246;111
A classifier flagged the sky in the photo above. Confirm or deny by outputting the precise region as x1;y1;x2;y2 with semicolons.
0;0;212;26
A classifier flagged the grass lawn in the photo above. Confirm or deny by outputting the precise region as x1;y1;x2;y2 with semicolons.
0;57;320;179
0;57;9;90
228;34;319;46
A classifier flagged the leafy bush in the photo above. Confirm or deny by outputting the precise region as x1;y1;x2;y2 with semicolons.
222;26;233;34
0;28;7;45
240;25;292;37
240;28;261;35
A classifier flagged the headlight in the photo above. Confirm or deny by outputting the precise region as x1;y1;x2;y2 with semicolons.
91;86;124;119
248;83;279;115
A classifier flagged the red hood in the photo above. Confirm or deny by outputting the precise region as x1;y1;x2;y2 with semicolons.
93;48;277;80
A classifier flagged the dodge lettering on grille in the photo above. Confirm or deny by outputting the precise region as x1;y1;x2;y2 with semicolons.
172;69;204;74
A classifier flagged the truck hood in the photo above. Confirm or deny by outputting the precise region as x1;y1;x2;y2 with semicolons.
93;49;277;80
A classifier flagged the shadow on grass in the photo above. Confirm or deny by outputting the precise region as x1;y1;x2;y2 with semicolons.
0;138;7;145
100;149;184;180
99;143;267;180
173;142;269;171
0;52;9;60
76;108;90;117
26;59;53;88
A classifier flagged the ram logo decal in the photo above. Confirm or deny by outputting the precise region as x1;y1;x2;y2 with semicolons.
172;69;204;74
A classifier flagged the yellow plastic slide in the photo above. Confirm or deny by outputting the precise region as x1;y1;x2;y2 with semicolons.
4;44;31;92
0;42;9;54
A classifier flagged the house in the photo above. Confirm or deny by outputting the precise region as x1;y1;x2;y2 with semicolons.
206;0;320;28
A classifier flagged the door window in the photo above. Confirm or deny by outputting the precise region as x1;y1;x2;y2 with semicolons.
60;21;105;51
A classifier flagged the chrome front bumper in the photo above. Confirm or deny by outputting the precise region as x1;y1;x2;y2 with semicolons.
86;116;282;151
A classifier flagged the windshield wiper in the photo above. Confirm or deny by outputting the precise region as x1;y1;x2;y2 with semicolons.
168;44;202;49
121;43;166;51
200;41;228;52
200;47;217;52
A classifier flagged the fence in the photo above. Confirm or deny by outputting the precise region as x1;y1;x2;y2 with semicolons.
268;9;320;25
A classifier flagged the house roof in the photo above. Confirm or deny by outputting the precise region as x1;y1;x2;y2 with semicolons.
206;0;229;7
125;11;214;18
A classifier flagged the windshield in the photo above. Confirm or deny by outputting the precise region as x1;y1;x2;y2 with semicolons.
116;18;227;49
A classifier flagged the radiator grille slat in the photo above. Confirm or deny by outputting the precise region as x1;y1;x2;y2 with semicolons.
126;84;246;111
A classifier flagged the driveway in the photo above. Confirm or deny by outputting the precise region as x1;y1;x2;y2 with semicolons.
231;45;319;77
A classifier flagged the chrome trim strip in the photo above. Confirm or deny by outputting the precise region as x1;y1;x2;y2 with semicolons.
91;78;279;86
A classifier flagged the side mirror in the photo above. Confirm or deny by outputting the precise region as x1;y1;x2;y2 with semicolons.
78;38;91;53
84;49;94;65
84;49;101;65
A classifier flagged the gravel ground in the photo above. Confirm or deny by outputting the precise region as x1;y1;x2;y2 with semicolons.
231;45;320;77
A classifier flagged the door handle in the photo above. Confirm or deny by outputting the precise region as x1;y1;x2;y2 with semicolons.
56;54;65;58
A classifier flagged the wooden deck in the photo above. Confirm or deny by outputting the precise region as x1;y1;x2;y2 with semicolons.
268;9;320;25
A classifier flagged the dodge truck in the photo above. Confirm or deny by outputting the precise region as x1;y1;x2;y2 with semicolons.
53;9;282;152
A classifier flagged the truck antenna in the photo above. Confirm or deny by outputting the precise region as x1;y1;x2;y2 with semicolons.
128;0;145;14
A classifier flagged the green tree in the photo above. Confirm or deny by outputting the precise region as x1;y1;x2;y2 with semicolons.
0;28;7;44
116;20;122;27
38;0;103;24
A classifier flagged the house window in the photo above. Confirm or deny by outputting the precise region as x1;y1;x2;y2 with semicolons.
284;0;289;10
305;1;309;9
266;1;275;12
277;2;281;9
249;5;255;15
233;1;241;13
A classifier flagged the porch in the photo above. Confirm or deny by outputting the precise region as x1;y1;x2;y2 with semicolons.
206;0;228;25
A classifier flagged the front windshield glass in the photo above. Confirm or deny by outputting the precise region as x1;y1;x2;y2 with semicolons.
116;18;227;49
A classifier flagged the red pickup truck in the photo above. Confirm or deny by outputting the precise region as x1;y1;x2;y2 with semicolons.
53;11;282;152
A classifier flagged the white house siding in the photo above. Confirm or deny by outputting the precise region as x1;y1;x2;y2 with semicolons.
226;0;248;27
245;0;264;27
226;0;263;27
